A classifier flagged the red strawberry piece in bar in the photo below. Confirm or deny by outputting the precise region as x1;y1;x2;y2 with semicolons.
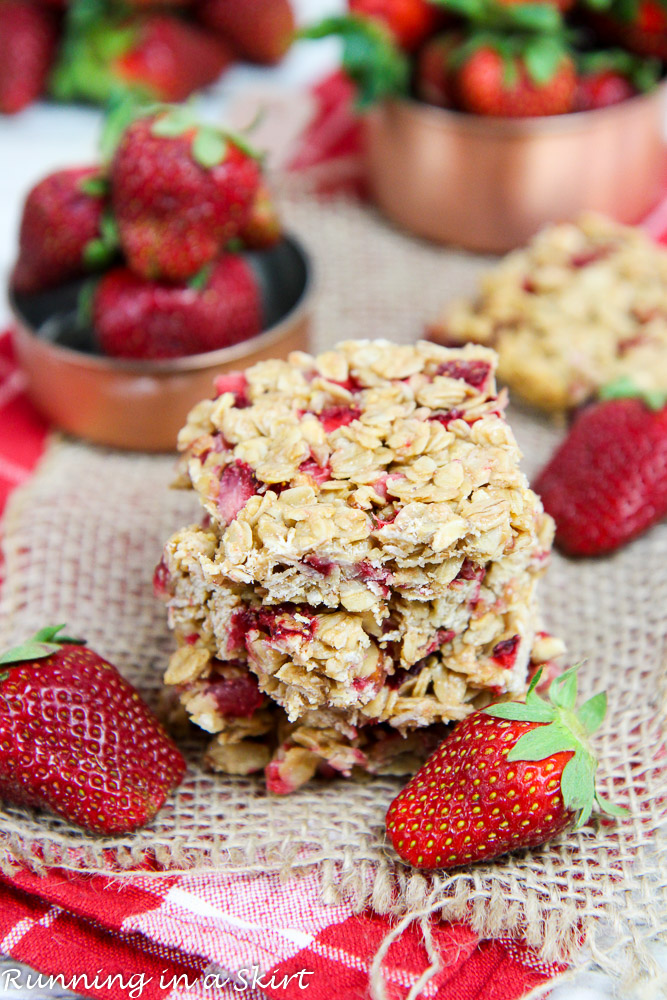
216;461;259;526
206;668;264;718
491;634;520;669
436;360;491;388
317;405;362;433
299;457;332;485
214;371;250;408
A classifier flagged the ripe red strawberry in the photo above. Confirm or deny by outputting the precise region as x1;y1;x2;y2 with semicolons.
237;184;282;250
50;13;232;105
535;390;667;556
415;32;461;107
0;626;185;834
587;0;667;60
386;667;625;869
0;1;58;114
110;109;261;282
574;69;635;110
349;0;440;51
572;49;658;112
12;168;116;294
94;256;262;360
457;45;576;116
197;0;295;64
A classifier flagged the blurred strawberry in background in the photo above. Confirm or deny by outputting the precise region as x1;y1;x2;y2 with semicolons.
586;0;667;60
109;107;261;281
304;0;665;118
455;41;577;115
0;1;59;114
197;0;296;64
12;168;116;293
349;0;442;51
93;255;262;360
50;11;233;104
414;31;461;105
1;0;298;114
10;101;282;363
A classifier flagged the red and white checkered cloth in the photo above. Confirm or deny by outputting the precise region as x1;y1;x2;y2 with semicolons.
0;864;564;999
2;73;667;998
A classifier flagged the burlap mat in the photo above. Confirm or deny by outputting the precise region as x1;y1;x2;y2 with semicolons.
1;195;665;991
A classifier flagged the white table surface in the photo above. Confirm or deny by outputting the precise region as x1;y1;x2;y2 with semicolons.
0;1;658;995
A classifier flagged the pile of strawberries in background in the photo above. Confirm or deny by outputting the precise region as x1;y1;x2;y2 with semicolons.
309;0;666;115
0;0;295;115
12;104;281;359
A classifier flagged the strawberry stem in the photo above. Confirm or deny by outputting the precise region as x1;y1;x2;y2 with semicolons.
485;664;627;827
300;16;409;108
599;376;667;411
0;625;86;665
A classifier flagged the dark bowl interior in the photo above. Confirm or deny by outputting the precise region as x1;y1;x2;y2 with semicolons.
11;236;310;358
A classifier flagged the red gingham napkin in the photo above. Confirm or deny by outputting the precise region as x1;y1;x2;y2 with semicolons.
2;75;666;997
0;331;48;518
0;866;563;999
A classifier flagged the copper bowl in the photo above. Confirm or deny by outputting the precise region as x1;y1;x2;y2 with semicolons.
363;83;667;253
9;235;312;452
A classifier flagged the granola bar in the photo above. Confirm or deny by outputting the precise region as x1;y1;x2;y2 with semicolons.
159;521;551;730
158;341;556;755
162;629;564;794
429;215;667;412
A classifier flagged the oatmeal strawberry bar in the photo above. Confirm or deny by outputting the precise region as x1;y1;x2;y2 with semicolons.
161;623;563;794
162;632;451;792
430;214;667;412
157;341;560;789
159;519;552;731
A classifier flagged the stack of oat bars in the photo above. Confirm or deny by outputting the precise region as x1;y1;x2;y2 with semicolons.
157;340;562;793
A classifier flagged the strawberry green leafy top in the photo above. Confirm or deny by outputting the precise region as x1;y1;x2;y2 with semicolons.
486;666;628;828
0;624;85;669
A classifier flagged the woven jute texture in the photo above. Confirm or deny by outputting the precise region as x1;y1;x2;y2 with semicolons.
0;195;665;990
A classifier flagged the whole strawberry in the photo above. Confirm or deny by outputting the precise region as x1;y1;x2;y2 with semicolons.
12;168;116;295
415;32;461;107
94;255;262;360
587;0;667;60
535;389;667;556
0;626;185;834
574;69;635;110
349;0;441;51
573;50;659;112
0;1;58;115
386;667;625;869
110;109;261;282
50;13;231;106
197;0;295;65
457;43;576;117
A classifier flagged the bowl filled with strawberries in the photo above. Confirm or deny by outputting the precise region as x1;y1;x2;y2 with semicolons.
8;104;312;452
305;0;667;252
